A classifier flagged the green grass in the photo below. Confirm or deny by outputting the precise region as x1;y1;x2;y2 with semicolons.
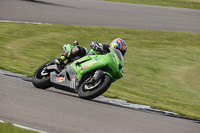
0;122;39;133
0;22;200;119
104;0;200;10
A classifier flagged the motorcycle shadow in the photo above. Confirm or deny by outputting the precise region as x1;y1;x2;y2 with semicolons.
47;88;78;99
46;88;139;112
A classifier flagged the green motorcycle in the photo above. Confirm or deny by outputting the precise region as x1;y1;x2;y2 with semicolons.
32;43;124;100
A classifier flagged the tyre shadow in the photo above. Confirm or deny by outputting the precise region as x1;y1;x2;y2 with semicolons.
20;0;79;9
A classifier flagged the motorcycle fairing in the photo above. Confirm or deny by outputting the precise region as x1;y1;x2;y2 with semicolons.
50;48;123;93
71;48;124;82
50;63;79;93
71;55;106;81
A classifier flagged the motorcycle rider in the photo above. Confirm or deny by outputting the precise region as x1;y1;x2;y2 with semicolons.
54;38;127;67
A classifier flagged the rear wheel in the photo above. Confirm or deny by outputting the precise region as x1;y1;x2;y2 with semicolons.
78;73;112;100
32;61;53;89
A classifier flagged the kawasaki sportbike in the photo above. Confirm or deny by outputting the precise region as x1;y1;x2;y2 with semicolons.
32;43;124;100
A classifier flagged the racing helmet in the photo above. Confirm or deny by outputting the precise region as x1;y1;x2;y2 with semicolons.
110;38;127;56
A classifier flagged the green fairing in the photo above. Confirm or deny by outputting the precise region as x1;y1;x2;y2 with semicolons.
65;44;76;51
90;49;98;55
70;48;123;82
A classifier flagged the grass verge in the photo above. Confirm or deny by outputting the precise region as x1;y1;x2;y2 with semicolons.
0;122;39;133
0;22;200;119
104;0;200;10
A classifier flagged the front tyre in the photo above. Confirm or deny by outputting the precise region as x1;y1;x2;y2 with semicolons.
32;61;52;89
78;74;112;100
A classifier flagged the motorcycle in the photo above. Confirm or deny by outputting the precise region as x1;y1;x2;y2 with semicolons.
32;42;124;100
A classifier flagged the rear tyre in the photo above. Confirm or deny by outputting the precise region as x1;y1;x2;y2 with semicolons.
32;61;52;89
78;74;112;100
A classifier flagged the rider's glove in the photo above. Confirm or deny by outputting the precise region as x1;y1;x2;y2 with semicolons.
90;41;103;53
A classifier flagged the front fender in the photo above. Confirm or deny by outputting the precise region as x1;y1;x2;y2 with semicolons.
104;72;114;81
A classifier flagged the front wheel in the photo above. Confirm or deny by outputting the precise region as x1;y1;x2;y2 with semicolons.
78;74;112;100
32;61;53;89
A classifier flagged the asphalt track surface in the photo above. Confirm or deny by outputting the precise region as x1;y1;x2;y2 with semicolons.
0;0;200;33
0;72;200;133
0;0;200;133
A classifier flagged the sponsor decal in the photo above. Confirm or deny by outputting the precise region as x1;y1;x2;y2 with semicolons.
113;56;116;62
56;77;65;82
113;54;119;64
81;63;93;70
70;78;76;89
72;47;79;54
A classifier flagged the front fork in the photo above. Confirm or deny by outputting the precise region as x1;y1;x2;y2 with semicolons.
86;70;105;84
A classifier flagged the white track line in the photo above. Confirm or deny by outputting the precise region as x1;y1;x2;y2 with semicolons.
0;20;50;24
0;120;48;133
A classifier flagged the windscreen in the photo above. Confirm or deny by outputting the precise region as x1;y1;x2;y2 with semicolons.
112;49;124;64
